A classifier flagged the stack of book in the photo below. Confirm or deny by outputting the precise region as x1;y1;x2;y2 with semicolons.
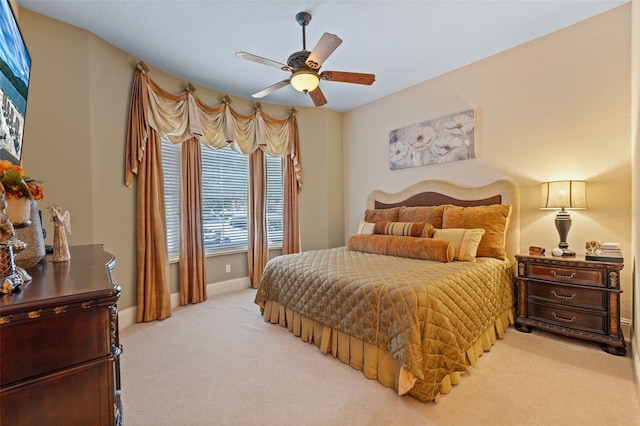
586;242;623;263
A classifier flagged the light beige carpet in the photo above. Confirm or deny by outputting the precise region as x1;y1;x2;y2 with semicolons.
119;289;640;425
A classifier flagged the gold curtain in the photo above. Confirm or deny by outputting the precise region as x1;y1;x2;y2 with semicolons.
125;63;302;320
282;114;302;254
125;63;172;322
134;130;172;322
179;138;207;304
248;149;268;288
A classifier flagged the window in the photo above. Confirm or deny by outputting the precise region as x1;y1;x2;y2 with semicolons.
201;145;249;251
161;140;180;258
266;155;283;244
161;140;283;258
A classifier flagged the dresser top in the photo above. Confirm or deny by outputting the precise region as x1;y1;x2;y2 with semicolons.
0;244;119;315
515;251;624;269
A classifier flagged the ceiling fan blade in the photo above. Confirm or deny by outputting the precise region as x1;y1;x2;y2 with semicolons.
251;79;291;98
308;86;327;107
320;71;375;85
235;51;290;71
306;33;342;70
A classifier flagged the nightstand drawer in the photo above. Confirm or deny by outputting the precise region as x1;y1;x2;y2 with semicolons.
528;264;604;287
527;302;606;334
528;281;606;310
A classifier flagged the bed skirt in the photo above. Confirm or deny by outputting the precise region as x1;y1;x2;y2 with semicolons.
261;300;515;403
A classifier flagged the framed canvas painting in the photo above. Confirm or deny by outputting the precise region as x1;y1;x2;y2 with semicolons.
389;109;476;170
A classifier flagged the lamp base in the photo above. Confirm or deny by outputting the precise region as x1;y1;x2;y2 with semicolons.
560;248;576;257
554;209;575;257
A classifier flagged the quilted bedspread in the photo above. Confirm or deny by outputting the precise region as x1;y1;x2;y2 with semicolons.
254;247;514;398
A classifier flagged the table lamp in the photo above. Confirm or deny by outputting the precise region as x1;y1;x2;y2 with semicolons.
540;180;587;257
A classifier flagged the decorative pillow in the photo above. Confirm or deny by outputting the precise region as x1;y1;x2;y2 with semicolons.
357;220;375;234
398;205;446;228
373;221;435;238
442;204;512;260
364;207;401;223
433;228;485;261
347;234;454;263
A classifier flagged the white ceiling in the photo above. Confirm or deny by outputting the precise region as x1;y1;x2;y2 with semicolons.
18;0;627;112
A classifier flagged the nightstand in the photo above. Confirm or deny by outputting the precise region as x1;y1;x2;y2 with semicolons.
514;252;626;356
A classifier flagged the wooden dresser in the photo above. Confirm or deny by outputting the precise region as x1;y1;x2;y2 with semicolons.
0;244;123;425
515;252;625;356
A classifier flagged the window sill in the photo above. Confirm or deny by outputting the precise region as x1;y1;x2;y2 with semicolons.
168;244;283;264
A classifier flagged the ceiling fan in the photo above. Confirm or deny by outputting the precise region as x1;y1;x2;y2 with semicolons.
235;11;375;107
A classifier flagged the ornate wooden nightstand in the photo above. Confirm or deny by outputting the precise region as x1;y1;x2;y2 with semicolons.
515;252;626;356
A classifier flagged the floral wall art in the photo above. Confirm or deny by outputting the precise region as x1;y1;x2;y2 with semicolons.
388;109;476;170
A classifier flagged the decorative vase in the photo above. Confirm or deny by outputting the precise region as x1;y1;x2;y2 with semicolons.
6;197;32;227
14;201;46;269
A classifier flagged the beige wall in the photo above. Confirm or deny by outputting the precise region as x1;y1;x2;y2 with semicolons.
297;108;345;250
343;5;633;322
631;1;639;381
18;9;344;309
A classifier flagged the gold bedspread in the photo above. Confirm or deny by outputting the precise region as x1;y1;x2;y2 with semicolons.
254;247;514;401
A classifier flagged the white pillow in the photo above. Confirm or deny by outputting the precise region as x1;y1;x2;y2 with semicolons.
433;228;485;261
357;220;375;234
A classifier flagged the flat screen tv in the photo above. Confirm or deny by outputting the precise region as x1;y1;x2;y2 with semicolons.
0;0;30;165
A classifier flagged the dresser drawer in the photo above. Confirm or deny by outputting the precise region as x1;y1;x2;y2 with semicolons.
528;264;604;287
0;357;116;426
528;281;606;310
527;302;606;334
0;307;110;386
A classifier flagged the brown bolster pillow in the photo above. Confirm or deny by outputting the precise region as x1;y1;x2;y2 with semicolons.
347;234;454;263
373;221;435;238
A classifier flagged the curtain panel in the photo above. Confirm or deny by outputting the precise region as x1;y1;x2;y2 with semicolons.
179;138;207;305
125;63;303;321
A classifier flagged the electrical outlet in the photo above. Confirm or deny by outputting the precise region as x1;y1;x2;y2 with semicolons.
225;264;231;273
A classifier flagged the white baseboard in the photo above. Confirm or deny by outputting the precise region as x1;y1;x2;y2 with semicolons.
622;318;632;341
118;277;251;330
118;305;136;330
206;277;251;298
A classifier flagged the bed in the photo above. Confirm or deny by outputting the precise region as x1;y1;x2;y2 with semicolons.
254;179;520;402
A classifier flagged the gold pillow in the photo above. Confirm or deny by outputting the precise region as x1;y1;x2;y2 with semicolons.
433;228;485;261
373;221;435;238
347;234;453;263
398;205;446;228
364;207;401;223
442;204;512;260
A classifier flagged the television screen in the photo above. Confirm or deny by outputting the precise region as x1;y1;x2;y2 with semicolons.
0;0;30;165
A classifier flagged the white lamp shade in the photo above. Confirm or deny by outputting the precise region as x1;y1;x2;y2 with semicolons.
540;180;587;209
290;70;319;93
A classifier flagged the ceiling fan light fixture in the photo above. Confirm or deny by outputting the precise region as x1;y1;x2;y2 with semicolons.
290;70;319;93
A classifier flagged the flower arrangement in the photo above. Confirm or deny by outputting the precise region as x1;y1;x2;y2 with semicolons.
0;160;43;200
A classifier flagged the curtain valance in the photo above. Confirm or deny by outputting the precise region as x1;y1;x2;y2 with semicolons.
125;63;302;189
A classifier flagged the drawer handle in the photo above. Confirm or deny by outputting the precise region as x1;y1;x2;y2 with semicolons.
551;290;576;300
552;312;576;323
551;271;576;280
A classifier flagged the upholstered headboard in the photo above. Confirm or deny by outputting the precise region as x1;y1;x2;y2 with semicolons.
367;180;520;262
